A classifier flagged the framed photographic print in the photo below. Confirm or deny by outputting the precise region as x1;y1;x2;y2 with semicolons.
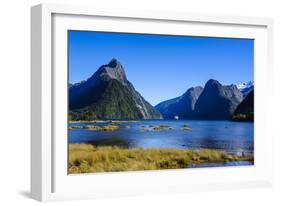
31;3;274;201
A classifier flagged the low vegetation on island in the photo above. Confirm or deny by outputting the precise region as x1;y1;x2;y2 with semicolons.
68;144;253;174
68;124;120;131
69;123;193;132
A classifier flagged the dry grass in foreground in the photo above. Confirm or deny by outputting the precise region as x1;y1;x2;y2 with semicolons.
68;144;253;174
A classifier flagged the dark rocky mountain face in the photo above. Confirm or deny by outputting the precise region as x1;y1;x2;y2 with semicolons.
69;59;162;120
232;90;254;121
155;86;203;119
194;79;243;120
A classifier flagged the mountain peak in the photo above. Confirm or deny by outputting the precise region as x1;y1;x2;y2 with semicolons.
97;58;127;83
237;81;254;97
206;79;220;85
187;86;203;93
237;81;254;89
108;58;119;67
204;79;221;90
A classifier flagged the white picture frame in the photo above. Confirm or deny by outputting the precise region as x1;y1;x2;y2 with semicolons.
31;3;274;202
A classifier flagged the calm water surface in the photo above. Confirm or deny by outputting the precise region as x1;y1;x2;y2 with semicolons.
68;120;254;154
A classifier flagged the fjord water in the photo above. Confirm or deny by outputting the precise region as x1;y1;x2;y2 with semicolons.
69;120;253;155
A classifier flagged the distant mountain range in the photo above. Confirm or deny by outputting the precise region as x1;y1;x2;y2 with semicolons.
155;86;203;119
69;58;162;120
237;81;254;97
69;58;253;121
156;79;250;120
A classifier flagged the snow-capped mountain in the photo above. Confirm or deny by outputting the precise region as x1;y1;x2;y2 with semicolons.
237;81;254;97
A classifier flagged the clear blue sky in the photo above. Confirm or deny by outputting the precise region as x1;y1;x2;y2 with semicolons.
68;31;254;106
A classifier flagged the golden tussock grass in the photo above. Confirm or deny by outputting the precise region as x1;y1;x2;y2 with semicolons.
68;144;253;174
